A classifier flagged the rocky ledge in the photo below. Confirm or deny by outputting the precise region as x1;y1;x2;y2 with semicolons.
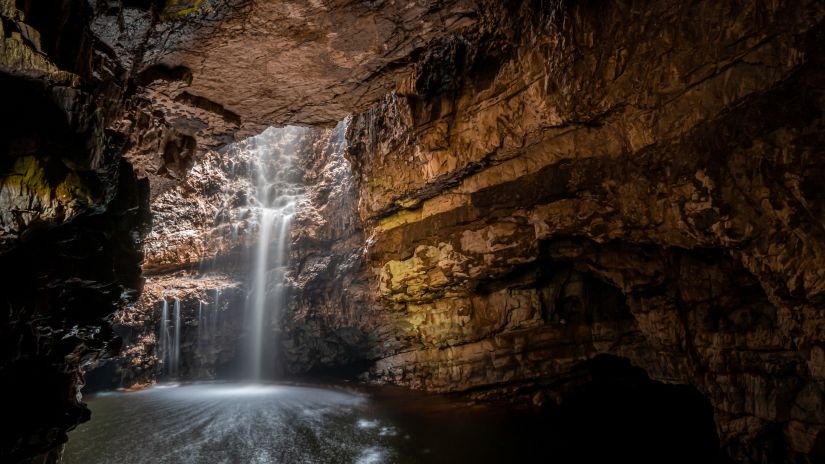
284;1;825;462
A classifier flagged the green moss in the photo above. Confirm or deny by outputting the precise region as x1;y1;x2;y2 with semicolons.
2;156;94;206
162;0;208;18
54;171;93;204
378;208;422;231
8;156;51;201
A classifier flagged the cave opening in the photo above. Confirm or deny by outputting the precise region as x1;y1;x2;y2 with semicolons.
541;354;729;463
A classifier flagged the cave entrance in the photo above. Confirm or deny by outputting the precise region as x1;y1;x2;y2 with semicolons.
543;354;728;463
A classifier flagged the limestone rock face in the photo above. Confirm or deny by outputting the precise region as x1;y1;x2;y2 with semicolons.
282;121;381;373
290;0;825;462
141;147;258;274
141;0;480;127
103;273;245;387
0;1;150;462
117;0;485;199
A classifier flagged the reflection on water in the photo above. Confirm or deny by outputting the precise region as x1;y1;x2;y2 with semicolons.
64;383;543;464
65;377;728;463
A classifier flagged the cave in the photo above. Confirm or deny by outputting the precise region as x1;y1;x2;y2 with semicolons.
545;355;727;463
2;1;825;463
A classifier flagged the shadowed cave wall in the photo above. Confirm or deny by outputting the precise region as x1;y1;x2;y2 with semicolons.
1;0;825;463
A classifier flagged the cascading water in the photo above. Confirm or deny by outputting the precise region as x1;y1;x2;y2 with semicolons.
157;297;182;378
197;300;203;354
212;289;220;353
159;299;169;375
244;127;305;380
173;298;181;377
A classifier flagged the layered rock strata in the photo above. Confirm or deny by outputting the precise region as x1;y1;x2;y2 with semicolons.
286;1;825;462
0;1;487;460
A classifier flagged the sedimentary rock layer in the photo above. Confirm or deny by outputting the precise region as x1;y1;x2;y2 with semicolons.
293;1;825;462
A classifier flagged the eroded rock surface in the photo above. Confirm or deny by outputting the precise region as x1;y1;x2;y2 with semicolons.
0;1;151;462
142;0;481;127
288;1;825;462
104;273;244;386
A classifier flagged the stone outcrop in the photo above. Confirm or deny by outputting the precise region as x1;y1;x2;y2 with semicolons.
310;1;825;462
105;273;244;386
140;0;481;127
0;1;151;462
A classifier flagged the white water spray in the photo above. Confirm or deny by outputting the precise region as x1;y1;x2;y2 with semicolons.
173;297;181;377
159;299;169;374
158;297;182;378
245;127;304;380
212;289;220;353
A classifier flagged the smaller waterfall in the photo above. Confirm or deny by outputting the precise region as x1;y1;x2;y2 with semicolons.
172;298;181;377
197;300;205;358
159;299;169;374
158;297;182;378
211;289;220;352
196;292;220;364
197;300;203;343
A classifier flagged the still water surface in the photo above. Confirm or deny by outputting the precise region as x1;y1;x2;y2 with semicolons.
64;382;546;464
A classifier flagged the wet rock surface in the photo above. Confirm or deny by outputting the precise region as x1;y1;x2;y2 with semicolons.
140;0;481;127
101;273;245;387
0;1;151;461
319;1;825;462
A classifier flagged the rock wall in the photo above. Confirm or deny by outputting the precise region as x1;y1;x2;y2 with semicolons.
0;1;152;462
281;0;825;462
105;273;245;386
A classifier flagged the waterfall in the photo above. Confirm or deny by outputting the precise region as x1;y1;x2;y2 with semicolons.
158;297;182;379
159;299;169;374
197;300;203;355
195;292;219;370
211;289;220;353
245;127;304;380
172;298;181;377
250;209;276;381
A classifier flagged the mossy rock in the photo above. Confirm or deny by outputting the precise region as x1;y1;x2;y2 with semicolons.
2;156;94;206
162;0;209;18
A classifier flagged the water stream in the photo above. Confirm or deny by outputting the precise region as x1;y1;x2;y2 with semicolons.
156;298;182;378
64;383;553;464
246;127;303;380
173;298;181;378
158;299;168;376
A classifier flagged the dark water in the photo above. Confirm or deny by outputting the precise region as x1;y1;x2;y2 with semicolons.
64;382;550;464
65;377;727;463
